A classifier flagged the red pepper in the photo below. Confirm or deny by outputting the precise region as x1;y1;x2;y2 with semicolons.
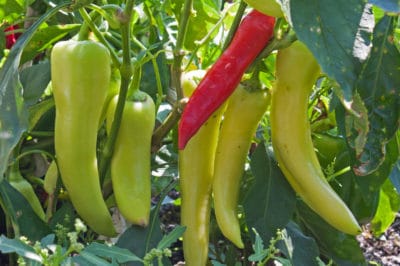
178;10;275;149
5;25;21;49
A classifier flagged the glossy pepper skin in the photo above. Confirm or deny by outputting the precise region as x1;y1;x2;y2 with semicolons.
179;70;225;265
106;91;155;226
178;10;275;149
270;41;361;235
213;84;269;248
51;40;117;236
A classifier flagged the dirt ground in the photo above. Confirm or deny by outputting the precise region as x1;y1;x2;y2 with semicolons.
357;213;400;266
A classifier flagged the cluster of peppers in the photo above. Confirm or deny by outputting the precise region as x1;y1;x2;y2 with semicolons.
51;39;155;236
178;7;361;266
8;1;362;265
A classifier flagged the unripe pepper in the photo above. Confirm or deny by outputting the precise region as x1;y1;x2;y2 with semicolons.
270;41;361;235
213;83;269;248
8;163;45;220
179;70;226;265
178;10;275;149
244;0;284;17
106;91;155;226
51;40;117;236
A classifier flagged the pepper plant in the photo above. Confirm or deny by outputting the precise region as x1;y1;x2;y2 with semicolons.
0;0;399;265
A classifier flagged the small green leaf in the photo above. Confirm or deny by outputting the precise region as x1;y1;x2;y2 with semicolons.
77;250;112;266
157;225;185;250
0;235;42;262
248;229;269;262
20;62;51;106
370;178;400;236
84;242;142;263
277;221;320;266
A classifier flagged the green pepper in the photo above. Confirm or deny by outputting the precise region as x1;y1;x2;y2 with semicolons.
51;40;117;236
244;0;284;18
8;163;45;220
212;83;269;248
179;70;226;265
106;91;155;226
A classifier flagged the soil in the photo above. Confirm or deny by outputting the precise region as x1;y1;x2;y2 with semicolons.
357;213;400;266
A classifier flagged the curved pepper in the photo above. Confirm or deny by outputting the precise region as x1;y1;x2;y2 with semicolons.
51;40;117;236
270;41;361;235
213;83;269;248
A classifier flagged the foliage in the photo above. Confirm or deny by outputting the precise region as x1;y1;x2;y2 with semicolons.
0;0;399;265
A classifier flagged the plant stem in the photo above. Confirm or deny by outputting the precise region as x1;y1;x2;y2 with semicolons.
99;0;135;184
79;8;120;67
171;0;193;100
151;98;188;153
222;0;247;50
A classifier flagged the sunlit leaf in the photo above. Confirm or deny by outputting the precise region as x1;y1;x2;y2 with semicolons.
370;178;400;236
288;0;374;99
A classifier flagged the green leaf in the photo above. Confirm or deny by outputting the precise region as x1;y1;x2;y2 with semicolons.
27;97;55;131
21;24;81;64
354;132;399;199
20;62;51;106
0;179;51;241
76;250;113;266
83;242;142;263
0;0;25;21
183;0;220;51
297;202;366;265
370;178;400;236
157;225;185;250
248;229;268;262
353;15;400;175
289;0;374;99
243;142;296;244
116;209;164;266
0;2;70;179
40;234;55;247
369;0;400;13
277;221;320;266
0;235;42;262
